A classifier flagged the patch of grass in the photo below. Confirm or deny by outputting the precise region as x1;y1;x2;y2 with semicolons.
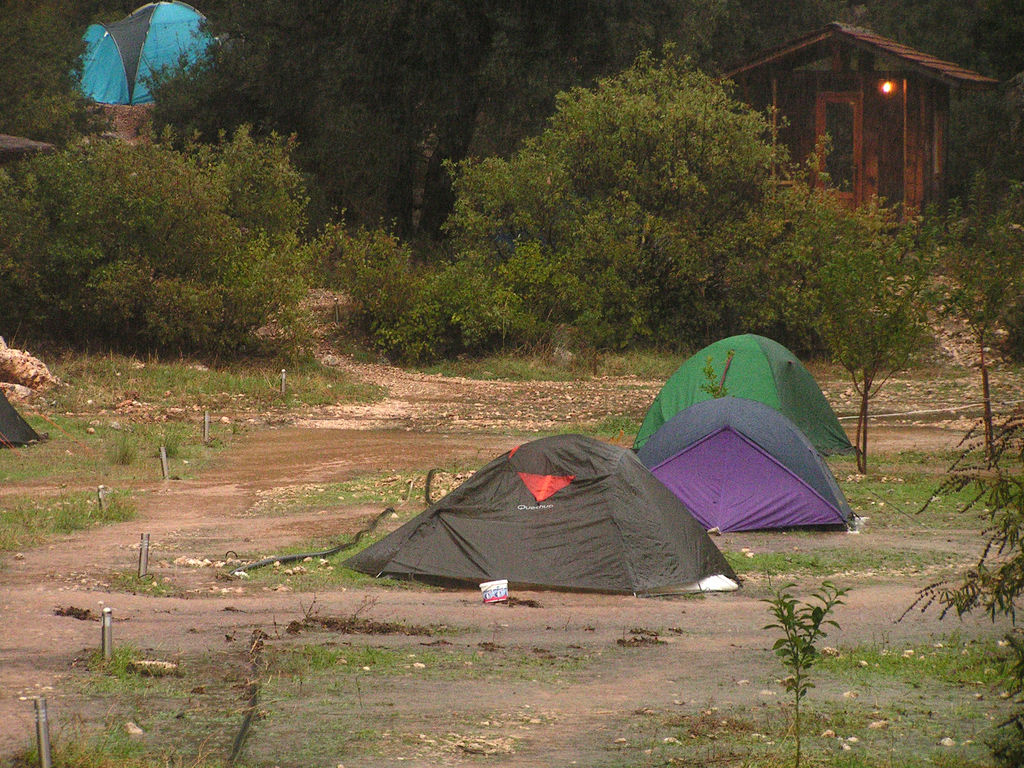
606;693;1004;768
59;648;249;768
107;432;140;466
0;414;229;486
86;644;146;678
248;475;434;516
0;491;135;552
821;635;1010;689
11;731;154;768
723;546;965;579
267;641;590;684
829;454;981;531
417;349;684;381
108;572;181;597
231;549;426;592
571;413;641;441
48;352;382;413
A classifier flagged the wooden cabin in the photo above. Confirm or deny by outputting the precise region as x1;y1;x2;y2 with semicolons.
727;23;998;210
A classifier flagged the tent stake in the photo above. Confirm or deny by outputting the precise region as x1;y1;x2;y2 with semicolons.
138;533;150;578
33;697;53;768
101;607;113;660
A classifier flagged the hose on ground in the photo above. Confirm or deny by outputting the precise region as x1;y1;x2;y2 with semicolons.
228;506;396;576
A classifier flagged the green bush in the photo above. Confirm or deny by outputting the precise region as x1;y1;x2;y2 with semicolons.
0;1;100;143
429;50;794;358
0;128;310;356
315;222;422;341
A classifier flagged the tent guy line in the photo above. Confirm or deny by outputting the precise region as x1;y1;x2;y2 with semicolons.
836;399;1024;421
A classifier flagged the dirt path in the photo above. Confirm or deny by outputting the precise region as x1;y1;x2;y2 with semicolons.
0;358;1001;764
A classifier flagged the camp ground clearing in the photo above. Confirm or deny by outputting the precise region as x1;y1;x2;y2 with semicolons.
0;354;1022;768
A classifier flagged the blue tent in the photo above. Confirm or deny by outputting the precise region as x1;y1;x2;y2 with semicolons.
80;2;212;105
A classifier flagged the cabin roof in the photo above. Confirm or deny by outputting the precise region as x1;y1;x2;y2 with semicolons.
726;22;998;90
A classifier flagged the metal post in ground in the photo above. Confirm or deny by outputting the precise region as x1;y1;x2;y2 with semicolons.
138;533;150;578
280;369;287;395
34;697;53;768
97;485;107;511
203;410;211;444
101;606;113;660
159;446;169;480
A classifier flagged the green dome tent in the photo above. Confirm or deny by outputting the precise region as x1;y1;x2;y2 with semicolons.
634;334;853;456
80;1;212;105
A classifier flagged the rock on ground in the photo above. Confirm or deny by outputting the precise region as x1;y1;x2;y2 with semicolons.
0;337;60;390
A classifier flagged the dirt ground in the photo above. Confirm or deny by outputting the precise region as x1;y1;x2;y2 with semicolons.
0;358;1012;767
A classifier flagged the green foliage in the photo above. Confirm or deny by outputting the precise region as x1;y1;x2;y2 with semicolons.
0;128;310;356
0;0;101;142
699;351;733;397
939;179;1024;363
153;1;738;233
935;175;1024;456
764;580;848;768
315;223;430;359
401;51;788;359
802;190;934;472
923;408;1024;763
107;433;139;466
990;721;1024;768
0;491;135;552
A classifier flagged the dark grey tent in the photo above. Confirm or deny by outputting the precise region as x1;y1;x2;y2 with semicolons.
637;397;852;532
344;434;738;596
0;391;40;447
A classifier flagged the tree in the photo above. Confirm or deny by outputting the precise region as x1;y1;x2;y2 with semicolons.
938;177;1024;462
0;129;310;355
765;581;848;768
805;192;933;473
439;50;785;354
0;0;101;142
153;1;738;235
917;409;1024;766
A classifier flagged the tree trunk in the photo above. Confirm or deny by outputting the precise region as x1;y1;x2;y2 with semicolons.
980;341;994;465
857;381;871;474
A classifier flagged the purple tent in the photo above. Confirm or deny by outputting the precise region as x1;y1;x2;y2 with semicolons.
637;398;851;532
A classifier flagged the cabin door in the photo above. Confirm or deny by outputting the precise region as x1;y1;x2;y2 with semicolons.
815;92;862;206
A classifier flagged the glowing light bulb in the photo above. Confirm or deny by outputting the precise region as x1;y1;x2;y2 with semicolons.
880;80;895;95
